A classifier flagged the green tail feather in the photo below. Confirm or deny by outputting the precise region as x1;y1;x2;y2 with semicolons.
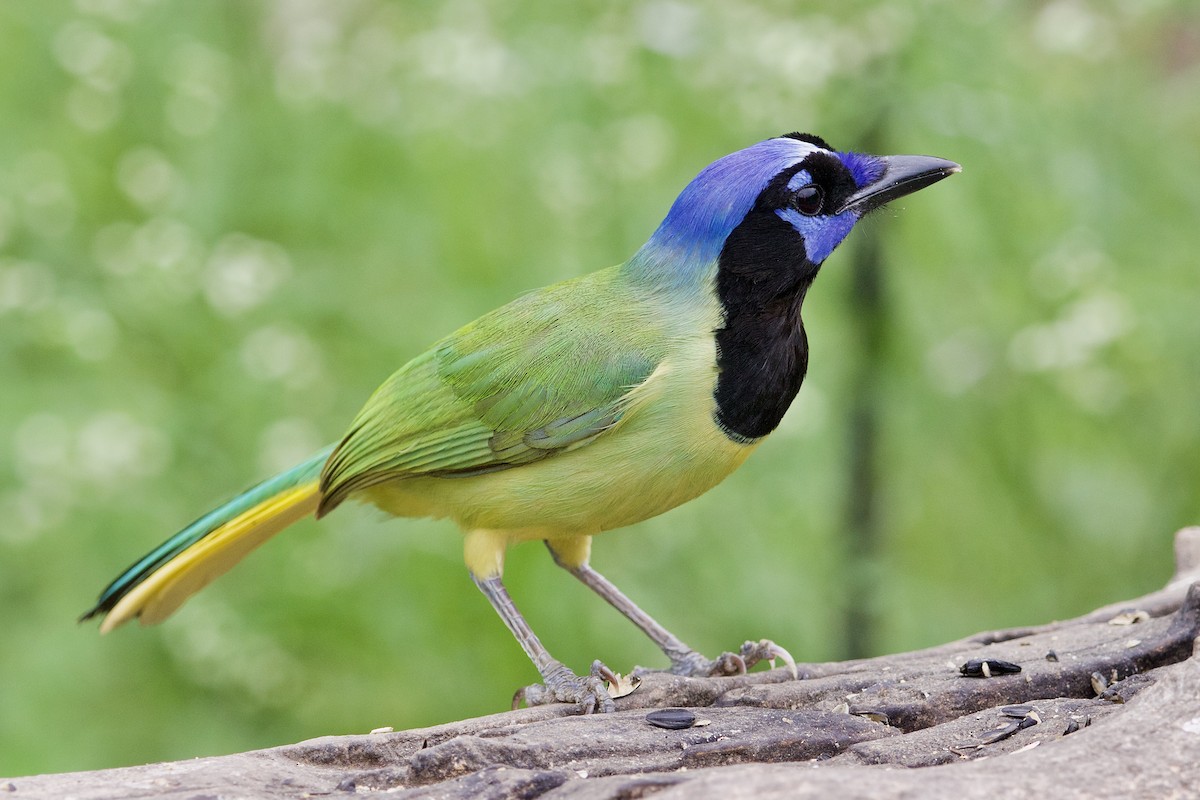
80;446;334;622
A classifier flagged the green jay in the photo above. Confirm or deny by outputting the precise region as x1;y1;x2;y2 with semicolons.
83;132;958;713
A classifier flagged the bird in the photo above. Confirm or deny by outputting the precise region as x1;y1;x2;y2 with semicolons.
82;132;959;713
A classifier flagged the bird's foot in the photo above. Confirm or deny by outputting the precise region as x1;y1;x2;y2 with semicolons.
638;639;798;679
513;659;617;714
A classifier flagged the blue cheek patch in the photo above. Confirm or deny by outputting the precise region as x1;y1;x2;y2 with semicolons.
775;208;856;264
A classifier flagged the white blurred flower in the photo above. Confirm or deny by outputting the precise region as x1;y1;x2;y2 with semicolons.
14;151;76;239
1033;0;1115;59
203;234;292;316
93;222;139;275
53;21;134;91
536;149;591;219
162;601;305;706
165;42;232;137
611;115;674;181
133;216;203;273
0;259;56;313
65;83;121;132
240;325;321;387
927;330;992;396
14;413;72;479
94;217;204;278
1008;291;1133;372
1029;231;1114;300
64;305;119;361
1059;365;1127;416
637;1;701;57
116;147;181;211
258;417;324;474
265;0;347;105
0;485;72;543
409;25;524;95
0;197;12;249
75;0;153;24
76;411;172;485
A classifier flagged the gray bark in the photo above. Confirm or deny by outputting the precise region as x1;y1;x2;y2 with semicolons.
7;527;1200;800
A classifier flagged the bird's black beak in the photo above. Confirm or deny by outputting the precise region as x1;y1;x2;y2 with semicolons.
837;155;961;214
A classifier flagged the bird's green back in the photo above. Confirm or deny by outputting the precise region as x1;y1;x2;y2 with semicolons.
319;265;675;513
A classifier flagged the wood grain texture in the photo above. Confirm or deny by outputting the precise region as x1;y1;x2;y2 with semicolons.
11;527;1200;800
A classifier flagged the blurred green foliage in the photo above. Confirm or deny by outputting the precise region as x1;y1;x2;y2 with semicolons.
1;0;1198;777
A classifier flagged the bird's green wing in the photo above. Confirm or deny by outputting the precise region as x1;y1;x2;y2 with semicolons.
319;268;665;512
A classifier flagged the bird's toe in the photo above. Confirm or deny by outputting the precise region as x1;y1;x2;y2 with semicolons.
645;638;799;679
513;660;617;714
738;638;799;679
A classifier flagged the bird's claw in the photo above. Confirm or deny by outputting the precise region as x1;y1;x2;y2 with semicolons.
513;659;617;714
704;650;748;677
737;638;798;679
645;638;799;679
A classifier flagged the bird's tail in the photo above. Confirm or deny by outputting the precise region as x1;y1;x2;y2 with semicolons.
81;446;334;633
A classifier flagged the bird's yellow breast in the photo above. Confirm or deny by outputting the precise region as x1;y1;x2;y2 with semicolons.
364;325;755;540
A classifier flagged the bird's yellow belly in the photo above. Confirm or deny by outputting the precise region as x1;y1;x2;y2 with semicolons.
363;341;756;539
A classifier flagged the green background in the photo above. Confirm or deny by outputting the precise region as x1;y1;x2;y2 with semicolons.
2;0;1198;777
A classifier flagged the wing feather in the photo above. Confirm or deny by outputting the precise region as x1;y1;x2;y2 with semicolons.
318;267;666;514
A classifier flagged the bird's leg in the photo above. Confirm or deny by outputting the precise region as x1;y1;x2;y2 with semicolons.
471;573;616;713
545;540;797;679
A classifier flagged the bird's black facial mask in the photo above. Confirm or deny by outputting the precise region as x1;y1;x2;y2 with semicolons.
711;136;959;442
758;151;865;264
763;148;960;265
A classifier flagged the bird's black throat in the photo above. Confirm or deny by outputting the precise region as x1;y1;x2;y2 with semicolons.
712;209;817;442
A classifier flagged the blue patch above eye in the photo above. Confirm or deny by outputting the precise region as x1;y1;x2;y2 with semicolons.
838;151;885;188
785;170;814;192
776;207;856;264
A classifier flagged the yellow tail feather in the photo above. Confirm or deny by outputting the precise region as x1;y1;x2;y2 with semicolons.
99;482;320;633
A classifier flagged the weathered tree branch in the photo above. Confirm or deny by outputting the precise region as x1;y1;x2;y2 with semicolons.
8;527;1200;799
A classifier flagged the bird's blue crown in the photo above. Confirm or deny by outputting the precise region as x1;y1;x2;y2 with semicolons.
627;135;883;289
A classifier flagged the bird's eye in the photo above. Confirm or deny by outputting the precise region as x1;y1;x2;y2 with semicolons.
793;184;824;216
